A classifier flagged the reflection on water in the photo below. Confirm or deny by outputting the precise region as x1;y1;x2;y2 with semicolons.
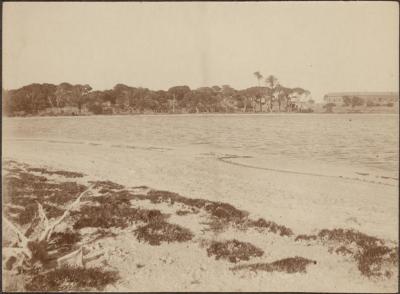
4;113;399;175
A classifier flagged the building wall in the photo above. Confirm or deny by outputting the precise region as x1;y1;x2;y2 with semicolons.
324;93;399;105
323;96;344;104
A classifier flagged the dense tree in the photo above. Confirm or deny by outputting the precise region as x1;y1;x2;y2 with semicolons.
167;86;191;113
342;96;352;107
253;72;265;112
265;75;279;112
323;103;336;113
351;96;364;108
3;78;311;116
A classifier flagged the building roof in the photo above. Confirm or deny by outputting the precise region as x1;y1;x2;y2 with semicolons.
324;92;399;97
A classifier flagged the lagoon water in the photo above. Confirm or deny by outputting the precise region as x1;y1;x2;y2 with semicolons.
3;112;399;242
4;113;399;178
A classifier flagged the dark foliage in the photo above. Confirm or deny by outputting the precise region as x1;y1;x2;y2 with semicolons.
47;230;82;255
231;256;316;273
135;221;194;246
246;218;293;237
72;204;165;229
89;180;124;191
3;81;311;116
3;169;87;224
27;240;52;265
317;228;398;277
25;266;119;291
295;234;318;242
176;210;192;216
207;239;264;263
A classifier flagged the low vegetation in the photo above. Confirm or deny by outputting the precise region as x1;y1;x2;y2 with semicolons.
231;256;316;273
246;218;293;237
3;160;397;292
145;190;293;238
89;180;124;194
295;229;398;277
135;221;194;246
2;161;119;291
25;266;119;291
207;239;264;263
295;234;318;242
3;169;86;225
72;199;166;230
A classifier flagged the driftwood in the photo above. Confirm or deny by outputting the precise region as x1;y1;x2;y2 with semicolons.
3;184;96;271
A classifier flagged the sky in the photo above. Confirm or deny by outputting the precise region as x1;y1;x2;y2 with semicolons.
3;2;399;101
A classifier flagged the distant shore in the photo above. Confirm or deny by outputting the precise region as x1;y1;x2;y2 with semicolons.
4;107;399;119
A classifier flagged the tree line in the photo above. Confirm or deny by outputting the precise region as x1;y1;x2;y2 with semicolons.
3;74;311;116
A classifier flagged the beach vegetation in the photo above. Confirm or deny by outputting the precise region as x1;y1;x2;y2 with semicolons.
25;266;119;291
135;221;194;246
231;256;316;273
207;239;264;263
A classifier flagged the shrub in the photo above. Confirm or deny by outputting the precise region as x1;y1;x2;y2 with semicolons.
25;266;119;291
295;234;317;242
356;245;397;277
231;256;316;273
135;221;194;246
317;228;398;277
89;180;124;191
247;218;293;237
207;239;264;263
47;230;82;256
204;202;248;222
73;204;165;229
176;210;191;216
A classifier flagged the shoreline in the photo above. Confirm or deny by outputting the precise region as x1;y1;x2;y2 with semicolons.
2;159;398;292
3;111;399;120
4;138;398;241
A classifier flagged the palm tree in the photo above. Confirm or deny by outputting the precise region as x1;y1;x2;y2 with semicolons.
253;71;263;112
253;71;263;87
265;75;279;112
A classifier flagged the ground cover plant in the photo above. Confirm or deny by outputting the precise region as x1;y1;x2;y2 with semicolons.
2;159;398;292
25;266;119;291
2;161;119;291
206;239;264;263
231;256;317;273
294;228;398;277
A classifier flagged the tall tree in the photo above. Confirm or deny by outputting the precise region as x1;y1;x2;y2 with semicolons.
253;71;264;112
72;84;92;113
167;86;191;113
265;75;279;112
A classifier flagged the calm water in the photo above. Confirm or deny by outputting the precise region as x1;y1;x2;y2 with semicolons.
4;113;399;175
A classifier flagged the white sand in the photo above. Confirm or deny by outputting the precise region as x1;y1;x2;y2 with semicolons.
3;137;398;292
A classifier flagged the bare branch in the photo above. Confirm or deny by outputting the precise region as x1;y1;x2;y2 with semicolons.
3;217;29;247
37;201;49;226
40;184;94;242
57;246;84;268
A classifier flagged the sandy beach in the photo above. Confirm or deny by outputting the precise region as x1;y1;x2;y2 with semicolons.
2;127;398;292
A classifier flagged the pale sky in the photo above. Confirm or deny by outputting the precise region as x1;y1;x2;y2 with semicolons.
3;2;399;101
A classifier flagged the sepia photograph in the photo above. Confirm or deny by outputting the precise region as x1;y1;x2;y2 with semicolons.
2;1;399;292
